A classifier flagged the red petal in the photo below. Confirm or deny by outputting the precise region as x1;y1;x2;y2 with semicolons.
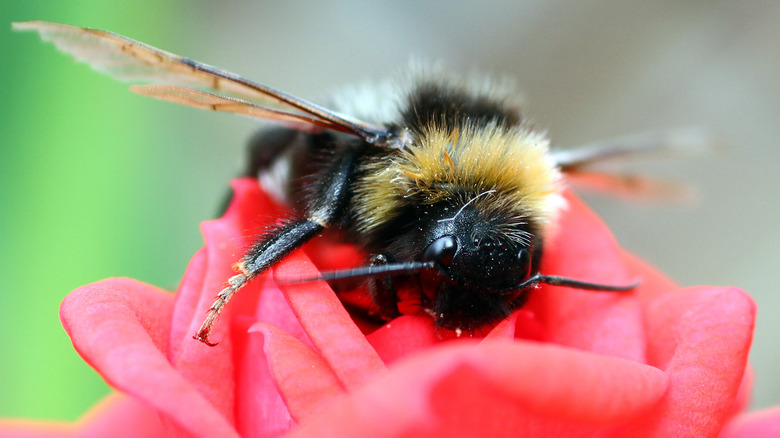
531;193;645;361
250;322;345;420
275;251;386;389
729;366;754;419
620;250;677;303
231;277;312;437
165;179;286;418
170;178;276;351
630;286;756;436
232;312;294;438
286;341;667;437
482;309;546;342
166;247;239;419
76;393;165;437
60;278;239;437
302;233;365;272
366;316;438;364
720;406;780;438
0;393;164;438
483;311;519;340
39;176;764;438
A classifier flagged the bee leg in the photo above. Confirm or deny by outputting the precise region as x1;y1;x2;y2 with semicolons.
195;147;358;345
367;254;401;320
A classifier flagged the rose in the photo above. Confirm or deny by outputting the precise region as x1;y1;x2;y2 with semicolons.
1;178;776;437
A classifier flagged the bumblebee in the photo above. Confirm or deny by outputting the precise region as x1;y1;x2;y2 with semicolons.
17;21;674;345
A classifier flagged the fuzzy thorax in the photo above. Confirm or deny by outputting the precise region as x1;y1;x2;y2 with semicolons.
354;122;566;238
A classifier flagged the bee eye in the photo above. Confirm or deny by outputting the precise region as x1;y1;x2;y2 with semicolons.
423;236;458;267
517;248;532;277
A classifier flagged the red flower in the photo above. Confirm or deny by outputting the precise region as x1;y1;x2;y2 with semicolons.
2;178;776;437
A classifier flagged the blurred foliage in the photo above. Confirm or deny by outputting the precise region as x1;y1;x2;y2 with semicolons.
1;2;227;420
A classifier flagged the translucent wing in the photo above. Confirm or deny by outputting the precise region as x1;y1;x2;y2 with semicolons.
552;128;710;170
131;84;351;131
564;170;694;202
552;128;710;201
13;20;389;143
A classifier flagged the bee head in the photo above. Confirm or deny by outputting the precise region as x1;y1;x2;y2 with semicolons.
420;201;537;292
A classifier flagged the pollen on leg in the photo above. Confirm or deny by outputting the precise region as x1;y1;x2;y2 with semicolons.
232;261;249;274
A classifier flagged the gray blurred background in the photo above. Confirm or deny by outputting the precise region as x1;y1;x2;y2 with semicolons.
2;0;778;420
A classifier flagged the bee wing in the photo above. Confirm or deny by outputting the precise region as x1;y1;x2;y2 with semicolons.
552;127;711;170
564;170;694;202
554;128;710;201
13;20;389;143
131;84;355;132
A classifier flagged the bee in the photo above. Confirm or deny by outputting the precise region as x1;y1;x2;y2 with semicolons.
17;20;692;345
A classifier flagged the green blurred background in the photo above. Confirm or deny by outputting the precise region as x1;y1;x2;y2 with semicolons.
2;1;779;422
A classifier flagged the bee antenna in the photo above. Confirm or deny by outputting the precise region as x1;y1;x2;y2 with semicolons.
514;273;640;292
276;261;436;284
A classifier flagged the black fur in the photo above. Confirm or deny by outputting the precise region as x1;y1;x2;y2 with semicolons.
401;82;521;131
